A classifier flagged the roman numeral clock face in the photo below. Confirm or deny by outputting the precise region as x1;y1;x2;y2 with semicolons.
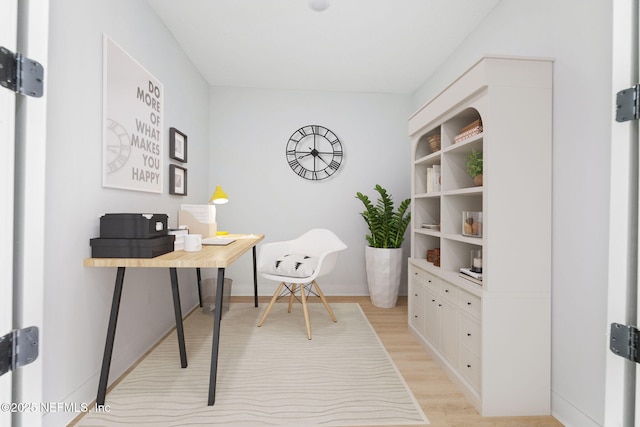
286;125;343;180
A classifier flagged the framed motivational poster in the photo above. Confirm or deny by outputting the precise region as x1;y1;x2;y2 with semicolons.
103;35;163;193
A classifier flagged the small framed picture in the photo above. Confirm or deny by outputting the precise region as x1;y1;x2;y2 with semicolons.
169;127;187;162
169;164;187;195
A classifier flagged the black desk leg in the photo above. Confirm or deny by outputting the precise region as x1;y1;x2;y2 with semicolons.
207;267;225;406
196;267;203;307
252;246;258;307
169;268;188;368
97;267;126;406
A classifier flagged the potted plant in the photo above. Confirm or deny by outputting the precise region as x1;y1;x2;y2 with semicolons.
466;148;483;186
356;184;411;308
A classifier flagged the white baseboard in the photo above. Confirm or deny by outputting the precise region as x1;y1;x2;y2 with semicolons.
552;391;602;427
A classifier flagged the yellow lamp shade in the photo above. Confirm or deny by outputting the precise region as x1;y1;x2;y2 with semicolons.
209;185;229;205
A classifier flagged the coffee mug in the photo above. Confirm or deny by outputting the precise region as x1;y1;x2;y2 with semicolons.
184;234;202;252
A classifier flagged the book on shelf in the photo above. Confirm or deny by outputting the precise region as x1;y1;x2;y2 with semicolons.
460;118;482;133
425;165;441;193
460;267;482;280
454;125;483;143
459;273;483;286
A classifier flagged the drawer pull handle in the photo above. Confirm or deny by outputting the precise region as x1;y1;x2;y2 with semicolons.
467;364;472;368
445;289;449;293
467;302;472;306
467;333;472;337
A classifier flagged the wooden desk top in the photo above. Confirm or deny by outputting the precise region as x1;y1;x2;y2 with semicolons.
84;234;264;269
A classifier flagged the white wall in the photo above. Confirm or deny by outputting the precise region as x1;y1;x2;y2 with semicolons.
43;1;210;425
207;86;413;296
412;1;612;426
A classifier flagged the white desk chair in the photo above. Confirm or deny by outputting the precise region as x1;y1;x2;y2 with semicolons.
257;229;347;339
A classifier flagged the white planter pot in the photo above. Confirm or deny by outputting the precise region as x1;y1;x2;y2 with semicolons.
365;246;403;308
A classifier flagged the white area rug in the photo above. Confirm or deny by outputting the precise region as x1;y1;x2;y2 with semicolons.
77;303;428;426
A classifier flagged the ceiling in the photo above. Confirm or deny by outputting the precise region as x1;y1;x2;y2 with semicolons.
146;0;501;94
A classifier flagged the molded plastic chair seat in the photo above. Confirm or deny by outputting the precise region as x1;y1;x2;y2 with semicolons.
257;229;347;339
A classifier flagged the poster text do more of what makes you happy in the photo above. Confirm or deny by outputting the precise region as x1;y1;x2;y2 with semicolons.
103;36;163;193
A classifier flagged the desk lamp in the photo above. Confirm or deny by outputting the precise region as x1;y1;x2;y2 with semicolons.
209;185;229;235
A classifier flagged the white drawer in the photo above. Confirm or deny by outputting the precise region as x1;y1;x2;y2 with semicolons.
409;303;424;334
460;346;481;391
460;313;481;356
424;270;439;292
410;266;426;283
409;283;425;309
460;289;481;318
440;280;459;304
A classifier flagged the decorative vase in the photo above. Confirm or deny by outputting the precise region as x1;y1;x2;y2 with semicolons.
474;174;483;186
365;246;403;308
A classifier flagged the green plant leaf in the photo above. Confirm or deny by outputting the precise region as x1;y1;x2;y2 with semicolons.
356;184;411;248
466;149;483;178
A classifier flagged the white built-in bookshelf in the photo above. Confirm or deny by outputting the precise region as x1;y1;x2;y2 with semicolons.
407;56;553;416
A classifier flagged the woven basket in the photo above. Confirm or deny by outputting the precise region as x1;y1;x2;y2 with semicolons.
427;135;441;152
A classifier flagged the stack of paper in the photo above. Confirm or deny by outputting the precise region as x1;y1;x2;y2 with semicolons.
178;204;217;238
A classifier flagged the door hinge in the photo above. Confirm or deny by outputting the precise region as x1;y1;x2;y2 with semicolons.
616;84;640;122
0;46;43;98
0;327;39;377
610;323;640;363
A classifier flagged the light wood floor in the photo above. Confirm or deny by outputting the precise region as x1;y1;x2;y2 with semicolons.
289;295;564;427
